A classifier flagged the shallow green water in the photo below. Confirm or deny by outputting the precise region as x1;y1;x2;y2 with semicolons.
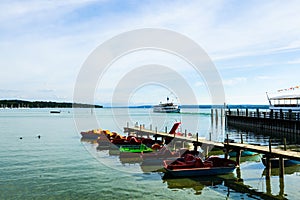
0;108;299;199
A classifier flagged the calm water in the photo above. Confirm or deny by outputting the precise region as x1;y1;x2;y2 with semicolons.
0;108;299;200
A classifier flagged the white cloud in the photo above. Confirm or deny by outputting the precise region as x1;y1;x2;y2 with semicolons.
1;0;300;104
254;76;274;80
223;77;247;86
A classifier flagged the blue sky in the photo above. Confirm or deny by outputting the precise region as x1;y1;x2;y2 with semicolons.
1;0;300;105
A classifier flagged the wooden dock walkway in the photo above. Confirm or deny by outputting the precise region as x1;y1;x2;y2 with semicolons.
124;126;300;161
125;124;300;181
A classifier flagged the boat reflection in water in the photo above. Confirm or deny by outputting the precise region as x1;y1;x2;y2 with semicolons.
262;164;300;176
162;174;235;196
261;165;300;199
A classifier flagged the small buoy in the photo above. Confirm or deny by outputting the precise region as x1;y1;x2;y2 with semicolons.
19;137;23;140
37;135;41;139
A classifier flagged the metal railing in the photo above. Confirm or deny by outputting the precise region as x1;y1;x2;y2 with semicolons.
226;109;300;121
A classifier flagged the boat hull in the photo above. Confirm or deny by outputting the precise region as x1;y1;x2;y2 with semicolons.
153;102;180;113
119;144;153;153
262;157;300;168
229;150;258;157
164;166;236;177
153;108;180;113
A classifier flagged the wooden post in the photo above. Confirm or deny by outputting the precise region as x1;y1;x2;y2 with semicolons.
269;138;272;153
140;124;142;131
236;149;241;167
206;146;209;159
246;108;248;117
194;133;199;152
279;176;285;197
283;138;287;151
240;133;243;144
270;109;273;119
211;109;214;123
279;156;284;179
127;122;129;128
288;109;292;120
221;109;224;127
266;176;271;194
150;124;152;131
165;126;167;133
266;156;271;180
226;134;229;145
224;134;229;159
236;167;242;180
184;129;187;137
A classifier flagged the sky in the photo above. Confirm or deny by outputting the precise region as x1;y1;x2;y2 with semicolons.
1;0;300;106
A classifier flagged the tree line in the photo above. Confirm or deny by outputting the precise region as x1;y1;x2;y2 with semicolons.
0;100;103;108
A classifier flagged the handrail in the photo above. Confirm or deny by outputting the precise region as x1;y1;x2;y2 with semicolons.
226;110;300;121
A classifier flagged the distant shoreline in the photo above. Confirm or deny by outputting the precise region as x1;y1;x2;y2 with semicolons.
0;99;103;108
105;104;269;109
0;99;269;109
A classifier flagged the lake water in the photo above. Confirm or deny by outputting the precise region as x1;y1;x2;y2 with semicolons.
0;108;299;199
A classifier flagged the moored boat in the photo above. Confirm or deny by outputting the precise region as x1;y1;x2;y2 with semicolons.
261;155;300;168
119;144;153;153
229;150;258;157
80;129;103;140
267;88;300;111
141;146;182;166
163;154;237;177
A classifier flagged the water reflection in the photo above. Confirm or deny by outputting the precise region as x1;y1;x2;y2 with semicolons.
262;165;300;176
161;164;300;200
162;174;233;196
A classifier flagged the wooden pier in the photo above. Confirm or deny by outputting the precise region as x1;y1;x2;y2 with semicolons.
226;109;300;143
123;124;300;163
124;121;299;194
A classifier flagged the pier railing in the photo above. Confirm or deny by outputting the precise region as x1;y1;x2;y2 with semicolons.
226;109;300;143
226;109;300;121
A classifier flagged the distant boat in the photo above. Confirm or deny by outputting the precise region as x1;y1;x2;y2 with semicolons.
50;110;61;114
153;97;180;113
